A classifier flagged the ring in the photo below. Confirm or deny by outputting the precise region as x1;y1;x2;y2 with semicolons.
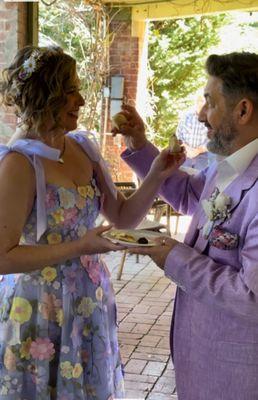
162;238;166;246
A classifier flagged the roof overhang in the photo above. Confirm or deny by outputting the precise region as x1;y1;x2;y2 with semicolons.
106;0;258;21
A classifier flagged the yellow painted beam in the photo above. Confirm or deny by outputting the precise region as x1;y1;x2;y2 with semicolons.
132;0;258;21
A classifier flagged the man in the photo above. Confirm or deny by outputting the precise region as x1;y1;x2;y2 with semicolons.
176;93;210;170
115;53;258;400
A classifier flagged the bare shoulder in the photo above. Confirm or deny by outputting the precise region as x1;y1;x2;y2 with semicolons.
0;151;35;192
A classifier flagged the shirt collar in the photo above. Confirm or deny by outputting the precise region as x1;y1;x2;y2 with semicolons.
216;138;258;191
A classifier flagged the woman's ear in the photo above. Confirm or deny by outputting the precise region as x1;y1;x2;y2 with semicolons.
235;98;253;125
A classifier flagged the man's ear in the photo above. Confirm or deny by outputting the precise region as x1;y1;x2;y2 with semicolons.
235;98;253;124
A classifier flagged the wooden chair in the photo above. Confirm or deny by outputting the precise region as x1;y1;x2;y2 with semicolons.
115;182;175;279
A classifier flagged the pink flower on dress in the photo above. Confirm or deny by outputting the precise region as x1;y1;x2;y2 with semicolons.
81;349;89;363
46;187;58;209
63;264;83;295
39;292;62;321
80;255;101;285
30;337;55;360
63;208;78;227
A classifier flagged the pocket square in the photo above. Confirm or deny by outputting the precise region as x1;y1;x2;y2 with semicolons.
209;226;239;250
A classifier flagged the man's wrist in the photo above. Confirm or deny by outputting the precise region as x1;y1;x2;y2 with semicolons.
126;136;148;151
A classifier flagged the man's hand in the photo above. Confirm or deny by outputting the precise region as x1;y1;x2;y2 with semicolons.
184;143;206;158
149;148;186;182
129;236;178;269
111;104;148;151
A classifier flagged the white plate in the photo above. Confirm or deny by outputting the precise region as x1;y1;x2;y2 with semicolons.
103;229;167;247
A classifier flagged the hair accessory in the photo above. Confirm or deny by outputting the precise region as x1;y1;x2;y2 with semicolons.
18;50;42;81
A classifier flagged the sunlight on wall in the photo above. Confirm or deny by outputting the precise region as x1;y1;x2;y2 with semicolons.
210;11;258;54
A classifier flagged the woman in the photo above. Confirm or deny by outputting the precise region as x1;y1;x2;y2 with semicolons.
0;46;184;399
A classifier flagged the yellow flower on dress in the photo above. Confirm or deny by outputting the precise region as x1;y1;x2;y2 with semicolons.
20;337;32;360
41;267;57;283
47;232;62;244
4;347;16;371
73;363;83;378
95;287;103;301
76;195;86;210
10;297;32;324
56;309;64;326
51;208;65;224
78;185;94;199
83;325;91;337
78;297;97;317
58;188;76;209
60;361;73;379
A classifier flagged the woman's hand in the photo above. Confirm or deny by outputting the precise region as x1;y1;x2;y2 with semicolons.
111;104;148;151
148;147;186;182
78;225;126;255
129;236;178;269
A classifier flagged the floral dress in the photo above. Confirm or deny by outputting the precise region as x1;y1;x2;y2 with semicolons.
0;134;124;399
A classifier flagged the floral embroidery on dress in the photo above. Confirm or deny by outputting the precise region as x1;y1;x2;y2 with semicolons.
0;176;124;399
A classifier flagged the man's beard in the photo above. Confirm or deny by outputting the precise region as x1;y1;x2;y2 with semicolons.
207;117;238;156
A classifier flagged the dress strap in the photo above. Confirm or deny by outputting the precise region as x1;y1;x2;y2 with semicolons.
0;133;117;241
69;131;117;199
0;139;61;241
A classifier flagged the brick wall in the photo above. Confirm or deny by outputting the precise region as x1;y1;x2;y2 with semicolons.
0;1;27;143
103;13;140;182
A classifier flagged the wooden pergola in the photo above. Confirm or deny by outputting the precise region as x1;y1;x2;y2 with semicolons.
1;0;258;178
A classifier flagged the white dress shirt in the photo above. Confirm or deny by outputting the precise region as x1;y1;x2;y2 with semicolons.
216;139;258;192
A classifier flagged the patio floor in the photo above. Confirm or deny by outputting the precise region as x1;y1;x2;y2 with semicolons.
103;215;191;400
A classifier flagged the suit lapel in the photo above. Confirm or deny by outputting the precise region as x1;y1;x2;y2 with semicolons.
197;154;258;230
224;154;258;212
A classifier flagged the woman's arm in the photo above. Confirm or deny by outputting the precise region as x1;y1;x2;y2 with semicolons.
101;149;186;228
0;153;122;275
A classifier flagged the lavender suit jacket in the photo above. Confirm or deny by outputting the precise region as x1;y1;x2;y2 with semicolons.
122;142;258;400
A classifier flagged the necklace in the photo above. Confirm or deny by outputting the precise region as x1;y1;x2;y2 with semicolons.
58;139;66;164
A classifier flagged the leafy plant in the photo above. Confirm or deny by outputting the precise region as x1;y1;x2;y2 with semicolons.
147;14;230;147
39;0;109;132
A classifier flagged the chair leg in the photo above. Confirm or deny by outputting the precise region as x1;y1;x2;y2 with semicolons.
117;250;127;280
166;204;171;235
175;216;180;235
136;254;140;263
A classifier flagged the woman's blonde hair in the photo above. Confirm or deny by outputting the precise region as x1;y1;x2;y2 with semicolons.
0;45;77;140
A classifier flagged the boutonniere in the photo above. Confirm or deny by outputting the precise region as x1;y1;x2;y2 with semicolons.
201;188;232;238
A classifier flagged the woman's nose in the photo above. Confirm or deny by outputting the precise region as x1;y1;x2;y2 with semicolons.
78;92;85;106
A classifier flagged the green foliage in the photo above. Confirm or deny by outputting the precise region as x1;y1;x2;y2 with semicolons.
147;14;230;147
39;0;108;131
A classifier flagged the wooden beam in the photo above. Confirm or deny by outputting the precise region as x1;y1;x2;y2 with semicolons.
27;2;38;46
132;0;258;21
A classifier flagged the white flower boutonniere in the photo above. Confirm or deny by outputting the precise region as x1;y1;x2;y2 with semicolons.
202;188;232;238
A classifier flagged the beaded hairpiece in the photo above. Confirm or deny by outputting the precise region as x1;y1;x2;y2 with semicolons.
18;50;42;81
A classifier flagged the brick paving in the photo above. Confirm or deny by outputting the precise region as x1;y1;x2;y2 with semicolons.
103;251;179;400
103;215;191;399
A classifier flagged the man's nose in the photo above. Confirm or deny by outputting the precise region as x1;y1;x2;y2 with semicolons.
198;104;206;123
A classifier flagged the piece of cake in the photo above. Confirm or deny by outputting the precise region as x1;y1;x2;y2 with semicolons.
110;231;136;243
169;134;181;153
111;112;128;130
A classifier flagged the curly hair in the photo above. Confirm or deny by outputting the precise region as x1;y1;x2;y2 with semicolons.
205;52;258;108
0;45;77;138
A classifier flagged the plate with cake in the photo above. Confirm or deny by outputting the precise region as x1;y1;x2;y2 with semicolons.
103;228;167;247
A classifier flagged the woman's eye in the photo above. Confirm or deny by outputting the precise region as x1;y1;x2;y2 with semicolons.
66;87;81;94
